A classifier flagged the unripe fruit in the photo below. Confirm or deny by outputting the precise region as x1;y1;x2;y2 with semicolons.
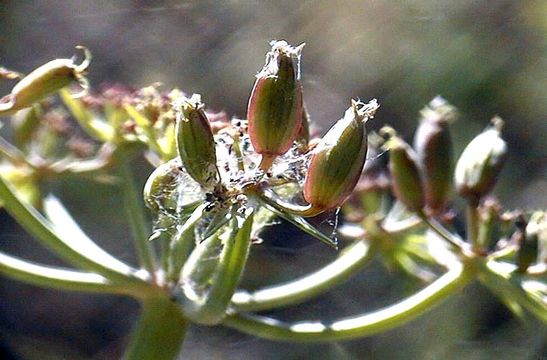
386;128;425;212
303;99;378;212
414;97;456;214
174;94;220;189
247;41;304;170
455;117;507;204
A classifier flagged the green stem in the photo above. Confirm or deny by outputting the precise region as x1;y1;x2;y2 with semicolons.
0;174;145;287
0;251;141;296
480;260;547;323
123;296;188;360
223;264;472;342
252;189;337;249
177;211;254;325
120;163;157;277
0;136;31;166
231;240;376;312
420;215;468;253
466;203;480;252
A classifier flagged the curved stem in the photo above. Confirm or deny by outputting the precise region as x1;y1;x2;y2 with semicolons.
120;163;157;276
0;135;32;167
0;251;143;296
231;240;376;312
223;264;472;342
251;189;337;249
123;296;188;360
420;215;468;253
252;187;324;217
0;174;146;287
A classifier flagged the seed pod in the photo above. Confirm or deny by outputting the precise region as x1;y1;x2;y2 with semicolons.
174;94;220;189
414;96;456;214
143;160;181;214
516;212;544;273
303;99;378;212
0;46;91;115
386;128;425;212
247;40;304;170
454;117;507;204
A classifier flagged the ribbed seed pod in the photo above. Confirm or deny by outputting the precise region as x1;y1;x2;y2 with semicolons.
247;40;304;170
0;46;91;115
454;117;507;204
174;94;220;189
386;129;425;212
303;99;378;212
414;96;456;214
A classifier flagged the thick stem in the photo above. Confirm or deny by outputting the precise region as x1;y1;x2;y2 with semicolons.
231;240;376;312
120;163;158;277
123;296;188;360
224;264;472;342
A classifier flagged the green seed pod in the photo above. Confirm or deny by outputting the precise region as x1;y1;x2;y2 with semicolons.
247;40;304;170
0;46;91;115
143;160;181;214
413;96;456;214
303;99;378;213
174;94;220;189
386;128;425;212
454;117;507;204
516;212;544;273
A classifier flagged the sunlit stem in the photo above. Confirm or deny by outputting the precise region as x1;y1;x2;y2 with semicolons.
419;213;468;254
224;263;472;341
252;187;324;217
0;173;145;287
0;135;33;167
480;260;547;323
231;239;376;312
0;251;142;296
231;131;246;172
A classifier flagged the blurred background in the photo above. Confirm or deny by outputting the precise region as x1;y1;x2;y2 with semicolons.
0;1;545;359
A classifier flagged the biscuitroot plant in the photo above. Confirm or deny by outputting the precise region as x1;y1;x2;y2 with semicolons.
0;41;545;359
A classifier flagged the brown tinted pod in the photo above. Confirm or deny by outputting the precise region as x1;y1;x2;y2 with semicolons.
247;41;304;170
454;117;507;204
303;100;378;212
386;129;425;212
414;97;456;214
174;94;220;189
